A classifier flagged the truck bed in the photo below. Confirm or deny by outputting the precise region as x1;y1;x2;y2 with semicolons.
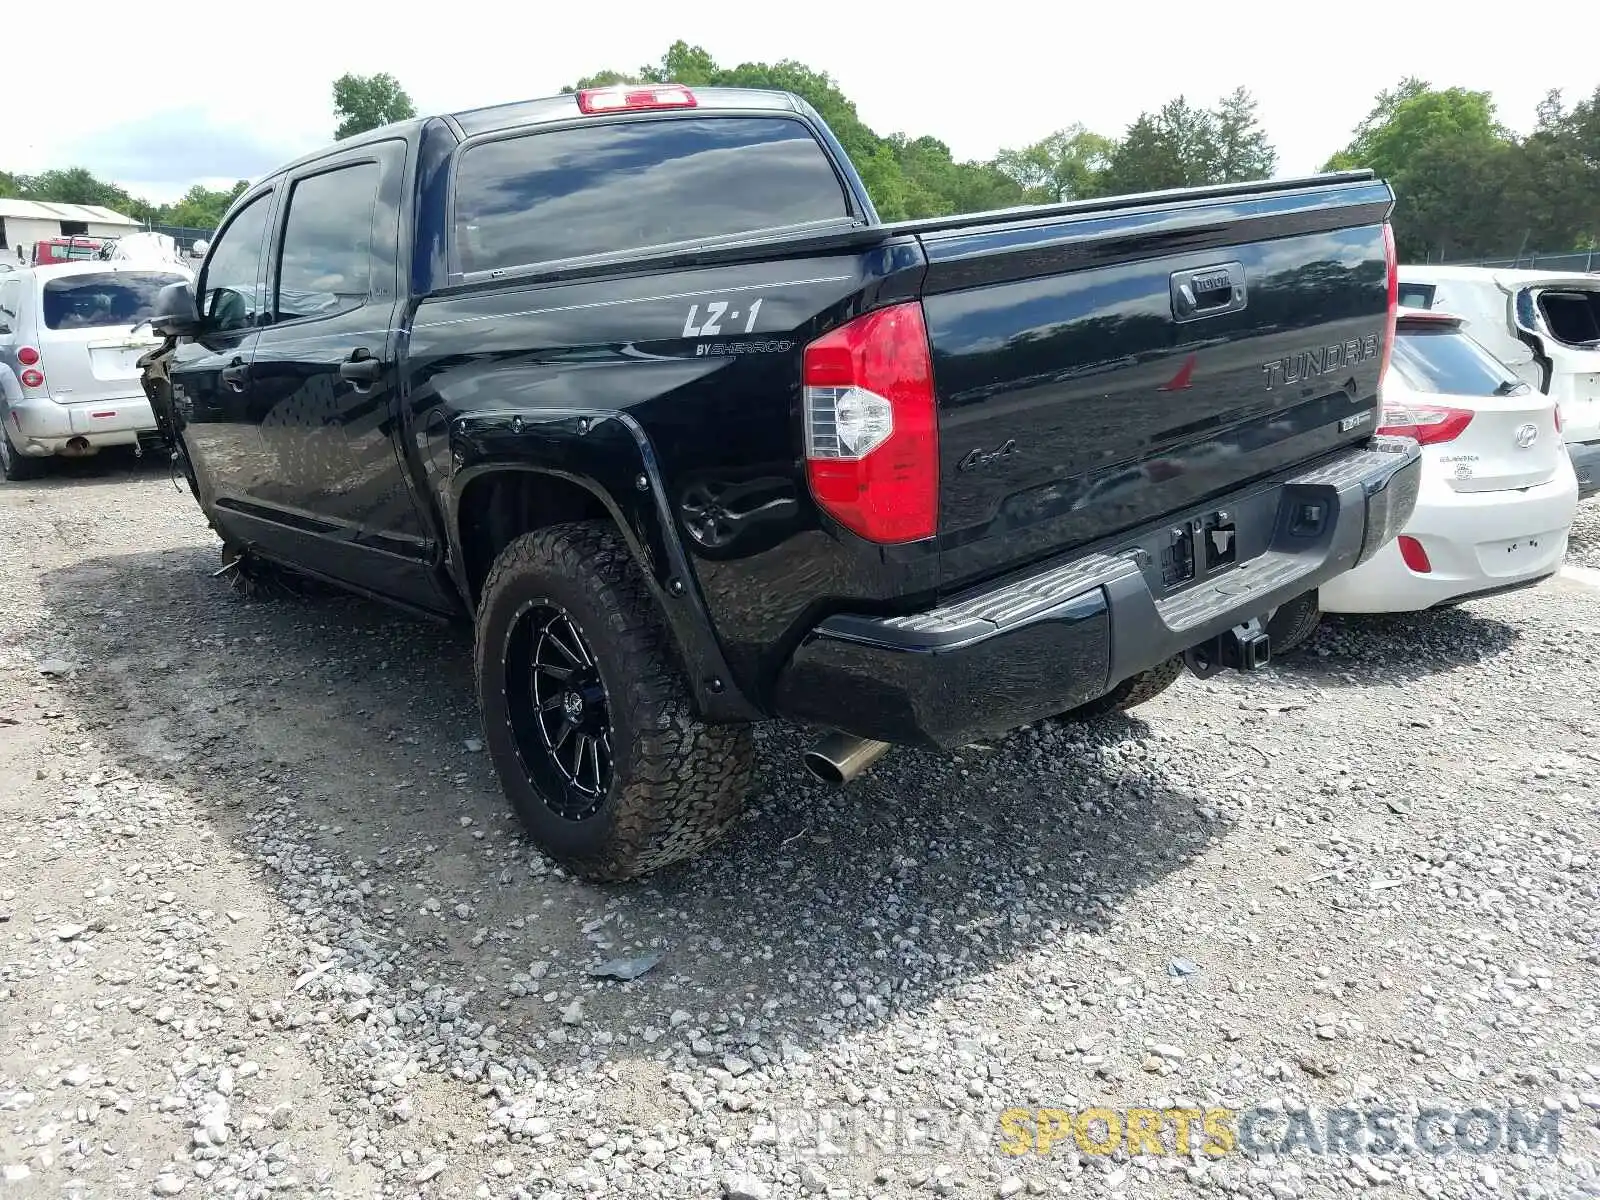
907;171;1395;590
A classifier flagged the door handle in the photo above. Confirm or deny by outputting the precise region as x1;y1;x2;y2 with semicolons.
1170;261;1248;322
340;349;383;387
219;358;248;392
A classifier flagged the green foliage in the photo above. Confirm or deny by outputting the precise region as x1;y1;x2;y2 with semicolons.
4;168;249;233
162;180;251;230
1213;88;1278;183
9;58;1595;265
333;72;417;140
994;124;1115;203
1324;80;1501;179
1328;78;1600;260
1100;92;1277;195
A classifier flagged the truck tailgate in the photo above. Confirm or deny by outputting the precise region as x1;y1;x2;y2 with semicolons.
915;176;1395;590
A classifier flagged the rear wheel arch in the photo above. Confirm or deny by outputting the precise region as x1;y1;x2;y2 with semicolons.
447;446;764;725
454;467;617;610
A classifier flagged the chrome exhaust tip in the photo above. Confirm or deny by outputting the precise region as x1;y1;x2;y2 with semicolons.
803;732;892;786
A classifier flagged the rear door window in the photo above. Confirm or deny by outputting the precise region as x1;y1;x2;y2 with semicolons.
453;116;851;275
1391;324;1526;396
275;161;382;323
41;271;187;330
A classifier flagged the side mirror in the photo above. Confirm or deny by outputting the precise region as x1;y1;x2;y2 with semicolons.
191;239;210;258
151;280;202;338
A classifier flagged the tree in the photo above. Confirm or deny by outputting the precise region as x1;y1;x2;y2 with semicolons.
164;181;252;230
1323;77;1433;170
332;72;416;140
1318;78;1600;261
1212;88;1277;182
21;166;137;209
1102;97;1221;194
994;124;1116;203
1322;80;1501;181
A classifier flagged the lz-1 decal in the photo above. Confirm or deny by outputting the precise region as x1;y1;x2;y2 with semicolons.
682;298;764;337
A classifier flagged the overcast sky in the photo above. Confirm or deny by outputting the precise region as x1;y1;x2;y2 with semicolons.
6;0;1596;205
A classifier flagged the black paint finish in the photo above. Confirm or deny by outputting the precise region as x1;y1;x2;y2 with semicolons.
151;86;1401;740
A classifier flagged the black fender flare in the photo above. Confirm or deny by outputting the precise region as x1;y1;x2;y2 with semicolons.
444;407;761;723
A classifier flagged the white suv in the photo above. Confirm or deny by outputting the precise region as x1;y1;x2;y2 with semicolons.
0;262;192;480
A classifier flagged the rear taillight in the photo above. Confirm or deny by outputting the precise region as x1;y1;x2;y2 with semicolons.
17;346;40;366
1378;402;1473;445
1379;224;1398;389
575;84;697;114
1553;405;1563;433
1397;535;1432;573
19;368;44;389
803;302;939;544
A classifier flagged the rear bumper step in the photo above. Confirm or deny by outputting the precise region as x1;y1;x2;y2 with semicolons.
773;437;1421;748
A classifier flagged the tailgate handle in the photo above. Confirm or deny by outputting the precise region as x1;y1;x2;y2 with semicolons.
1171;262;1247;322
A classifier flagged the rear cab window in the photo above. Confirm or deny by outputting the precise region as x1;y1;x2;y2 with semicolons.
452;116;852;277
1391;321;1526;397
41;271;188;330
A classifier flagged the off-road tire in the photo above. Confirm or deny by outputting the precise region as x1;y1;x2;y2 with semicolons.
0;424;47;481
1265;591;1322;656
1056;655;1186;722
475;521;753;881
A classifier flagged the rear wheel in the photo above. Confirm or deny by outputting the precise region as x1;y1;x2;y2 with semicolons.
1056;656;1186;722
0;424;47;481
1265;592;1322;656
475;521;753;881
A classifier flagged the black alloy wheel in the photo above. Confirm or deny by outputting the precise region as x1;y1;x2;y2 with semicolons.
507;603;614;819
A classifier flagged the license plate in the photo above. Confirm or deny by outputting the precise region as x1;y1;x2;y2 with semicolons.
1477;533;1549;572
89;345;152;377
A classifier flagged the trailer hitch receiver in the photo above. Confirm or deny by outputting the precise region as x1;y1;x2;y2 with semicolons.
1183;617;1271;679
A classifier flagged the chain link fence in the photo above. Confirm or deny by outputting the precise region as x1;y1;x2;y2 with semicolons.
1443;249;1600;273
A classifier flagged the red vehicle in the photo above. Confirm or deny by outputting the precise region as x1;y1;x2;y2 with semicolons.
31;237;104;266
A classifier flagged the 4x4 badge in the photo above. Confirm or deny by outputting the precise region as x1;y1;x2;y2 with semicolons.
957;439;1018;472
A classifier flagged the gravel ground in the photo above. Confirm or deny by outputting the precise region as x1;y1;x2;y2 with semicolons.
3;461;1599;1200
1569;500;1600;571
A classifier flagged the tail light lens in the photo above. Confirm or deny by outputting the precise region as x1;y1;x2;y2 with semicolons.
17;346;40;366
1553;404;1563;433
803;302;939;543
1379;224;1398;389
1377;402;1473;445
19;368;44;389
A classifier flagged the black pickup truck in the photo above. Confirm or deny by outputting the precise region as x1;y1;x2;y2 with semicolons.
141;83;1420;880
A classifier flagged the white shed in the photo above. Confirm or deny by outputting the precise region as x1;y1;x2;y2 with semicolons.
0;198;142;262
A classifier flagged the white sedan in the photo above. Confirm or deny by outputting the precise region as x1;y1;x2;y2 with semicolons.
1269;309;1578;647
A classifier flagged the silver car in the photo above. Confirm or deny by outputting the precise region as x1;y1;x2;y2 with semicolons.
0;261;191;479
